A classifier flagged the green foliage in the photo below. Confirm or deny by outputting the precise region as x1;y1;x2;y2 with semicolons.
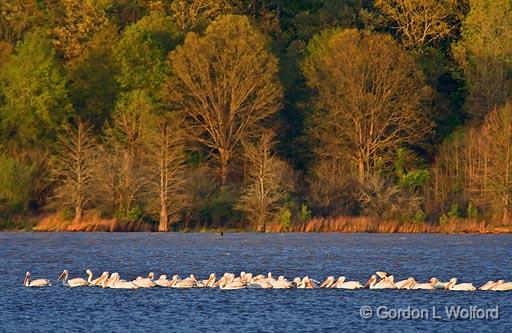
300;203;312;222
0;29;72;149
466;201;478;219
277;207;292;229
447;203;460;219
114;11;181;93
0;154;34;213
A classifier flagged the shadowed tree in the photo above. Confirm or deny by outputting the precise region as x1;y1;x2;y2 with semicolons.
170;0;233;33
49;119;96;223
236;131;286;232
99;90;153;217
374;0;463;50
452;0;512;121
146;113;187;231
303;29;433;182
165;15;282;186
49;0;109;60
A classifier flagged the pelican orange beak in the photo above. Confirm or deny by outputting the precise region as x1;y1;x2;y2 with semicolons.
58;271;66;281
23;273;29;286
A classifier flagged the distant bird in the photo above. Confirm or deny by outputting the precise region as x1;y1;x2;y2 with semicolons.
445;277;476;291
332;276;364;289
23;272;51;288
58;270;88;287
154;275;170;287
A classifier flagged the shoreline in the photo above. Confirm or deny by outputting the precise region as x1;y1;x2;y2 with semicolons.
1;214;512;234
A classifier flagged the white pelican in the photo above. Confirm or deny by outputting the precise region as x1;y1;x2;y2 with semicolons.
247;274;273;289
198;273;216;288
320;276;335;288
445;277;476;291
23;272;51;287
154;275;170;287
332;276;364;289
58;270;88;287
271;276;293;289
395;277;415;289
479;280;499;290
90;271;109;286
365;275;397;289
293;277;304;288
220;274;246;290
301;276;316;289
132;272;156;288
410;278;434;290
430;277;449;289
107;273;139;289
172;274;198;288
491;280;512;291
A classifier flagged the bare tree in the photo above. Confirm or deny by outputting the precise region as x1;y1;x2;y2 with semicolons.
100;90;152;217
374;0;463;49
303;29;433;182
50;119;96;222
165;15;282;187
236;131;286;231
146;114;187;231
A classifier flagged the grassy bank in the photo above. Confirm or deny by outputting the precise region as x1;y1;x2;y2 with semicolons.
2;213;512;233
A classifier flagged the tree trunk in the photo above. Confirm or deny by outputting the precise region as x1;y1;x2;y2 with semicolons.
74;204;83;224
357;157;365;182
159;206;169;232
219;148;230;187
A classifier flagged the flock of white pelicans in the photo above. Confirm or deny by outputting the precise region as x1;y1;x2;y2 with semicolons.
23;270;512;291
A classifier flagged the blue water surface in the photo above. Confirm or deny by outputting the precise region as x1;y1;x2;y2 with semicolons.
0;232;511;332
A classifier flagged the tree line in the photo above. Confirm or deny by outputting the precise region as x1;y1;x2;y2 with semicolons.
1;0;511;231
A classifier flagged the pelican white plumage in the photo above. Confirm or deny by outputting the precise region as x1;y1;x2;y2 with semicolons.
409;278;434;290
491;280;512;291
366;275;397;289
58;270;88;287
302;276;316;289
198;273;216;288
479;280;499;290
220;274;245;290
132;272;156;288
23;272;51;287
445;277;476;291
90;271;109;286
320;276;335;288
172;274;198;288
154;275;170;287
430;277;449;289
247;274;273;289
271;276;293;289
107;273;139;289
332;276;364;289
395;277;415;290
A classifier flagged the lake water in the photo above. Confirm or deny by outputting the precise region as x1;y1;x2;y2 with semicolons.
1;232;511;332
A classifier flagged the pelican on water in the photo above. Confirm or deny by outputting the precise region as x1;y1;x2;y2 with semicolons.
365;275;397;289
132;272;156;288
58;270;88;287
106;273;139;289
430;277;449;289
445;277;476;291
23;272;51;287
491;280;512;291
172;274;198;288
320;276;335;288
395;277;415;289
332;276;364;289
154;275;170;287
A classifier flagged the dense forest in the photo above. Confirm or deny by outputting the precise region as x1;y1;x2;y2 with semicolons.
1;0;512;231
